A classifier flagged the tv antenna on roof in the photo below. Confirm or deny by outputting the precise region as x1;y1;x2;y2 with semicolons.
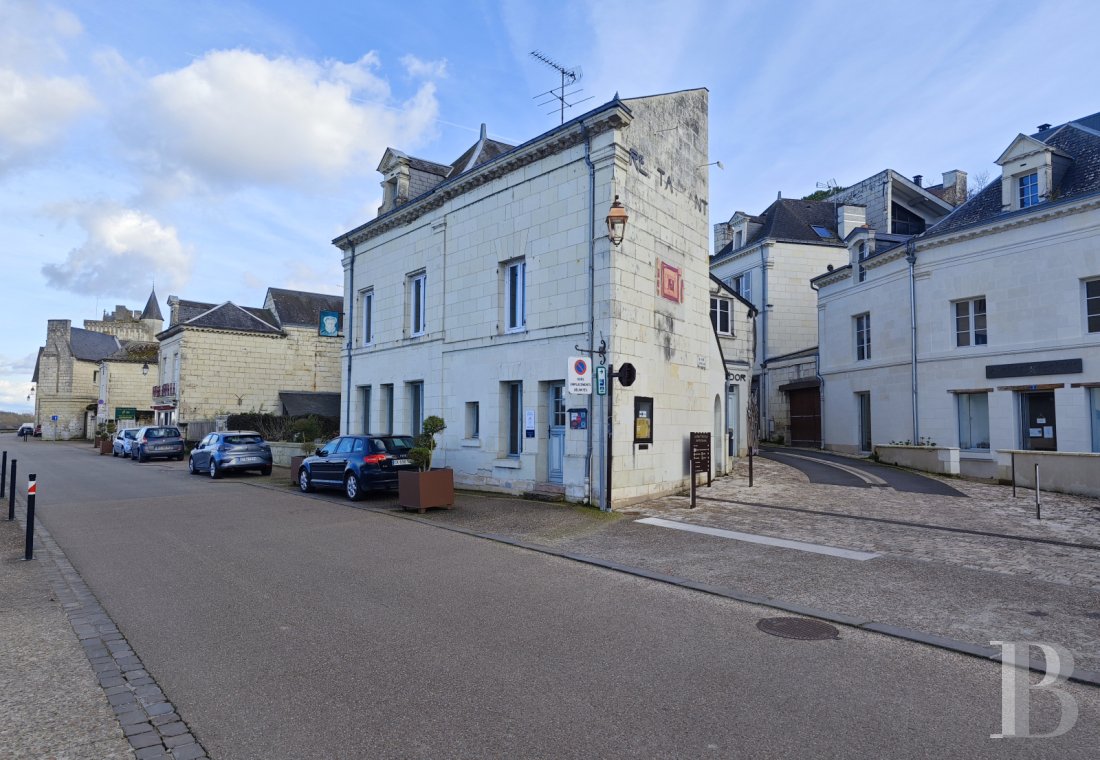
530;50;593;125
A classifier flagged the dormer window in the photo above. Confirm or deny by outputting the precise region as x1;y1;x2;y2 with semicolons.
1019;172;1039;208
734;229;743;248
857;242;868;283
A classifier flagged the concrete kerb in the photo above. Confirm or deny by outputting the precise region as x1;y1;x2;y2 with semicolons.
6;490;211;760
255;473;1100;690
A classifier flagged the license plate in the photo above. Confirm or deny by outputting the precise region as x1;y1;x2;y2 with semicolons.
392;459;411;466
240;456;261;463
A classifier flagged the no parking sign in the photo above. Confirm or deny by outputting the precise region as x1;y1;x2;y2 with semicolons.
567;357;591;395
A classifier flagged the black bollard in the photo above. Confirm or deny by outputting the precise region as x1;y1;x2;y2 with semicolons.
1;450;6;497
7;459;15;521
24;474;36;560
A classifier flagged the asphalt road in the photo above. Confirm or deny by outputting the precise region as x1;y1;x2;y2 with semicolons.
761;447;966;496
11;442;1100;759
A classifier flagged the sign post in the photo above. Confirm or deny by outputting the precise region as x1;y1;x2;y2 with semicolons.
689;433;712;508
604;362;637;512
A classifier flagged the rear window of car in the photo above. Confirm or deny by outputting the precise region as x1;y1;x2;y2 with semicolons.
147;427;180;438
123;430;136;439
376;437;414;452
224;435;263;445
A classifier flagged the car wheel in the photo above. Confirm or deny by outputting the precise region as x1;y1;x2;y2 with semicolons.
260;466;272;477
345;473;363;501
112;449;118;457
209;460;221;479
188;456;197;475
298;468;313;493
132;449;141;463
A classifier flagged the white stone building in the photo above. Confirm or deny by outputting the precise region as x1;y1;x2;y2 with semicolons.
813;112;1100;478
710;170;957;446
334;89;747;508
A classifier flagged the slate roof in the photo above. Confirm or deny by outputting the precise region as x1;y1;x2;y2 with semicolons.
105;340;159;363
449;135;516;176
713;198;845;262
69;327;121;361
925;111;1100;237
279;391;341;418
266;288;343;328
164;300;281;338
140;288;163;321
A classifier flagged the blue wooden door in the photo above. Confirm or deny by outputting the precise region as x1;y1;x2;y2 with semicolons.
549;384;566;484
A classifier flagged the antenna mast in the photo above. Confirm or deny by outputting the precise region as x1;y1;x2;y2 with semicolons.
530;50;592;124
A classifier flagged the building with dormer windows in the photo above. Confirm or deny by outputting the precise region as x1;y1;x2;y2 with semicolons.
813;111;1100;480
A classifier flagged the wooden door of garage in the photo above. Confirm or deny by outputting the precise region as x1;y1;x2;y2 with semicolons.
788;388;821;447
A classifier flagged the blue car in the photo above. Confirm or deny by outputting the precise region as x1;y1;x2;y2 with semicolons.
189;430;273;478
111;428;138;458
297;435;416;500
131;426;185;463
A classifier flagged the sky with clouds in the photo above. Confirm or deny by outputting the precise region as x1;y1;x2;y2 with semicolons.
2;0;1096;413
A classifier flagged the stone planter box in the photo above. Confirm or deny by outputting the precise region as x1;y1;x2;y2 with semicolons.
289;455;306;485
398;469;455;513
267;441;312;467
99;437;113;455
873;444;960;475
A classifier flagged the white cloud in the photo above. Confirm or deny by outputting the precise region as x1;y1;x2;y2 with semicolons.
136;49;440;188
401;55;448;80
40;205;191;297
0;2;96;170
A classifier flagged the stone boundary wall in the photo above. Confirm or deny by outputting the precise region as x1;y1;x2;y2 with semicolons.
874;444;960;475
996;450;1100;499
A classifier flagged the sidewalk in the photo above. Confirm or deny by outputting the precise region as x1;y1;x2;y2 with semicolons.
269;454;1100;681
0;507;134;759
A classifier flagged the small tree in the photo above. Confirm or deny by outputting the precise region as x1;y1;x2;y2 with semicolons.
409;415;446;472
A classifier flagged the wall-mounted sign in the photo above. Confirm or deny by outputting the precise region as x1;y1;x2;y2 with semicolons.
525;409;536;438
595;365;607;396
634;397;654;444
568;409;587;430
318;310;342;337
115;407;137;420
659;261;683;303
568;356;592;395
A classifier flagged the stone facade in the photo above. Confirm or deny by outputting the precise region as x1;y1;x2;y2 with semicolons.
33;298;161;440
814;113;1100;481
336;90;740;507
155;289;343;436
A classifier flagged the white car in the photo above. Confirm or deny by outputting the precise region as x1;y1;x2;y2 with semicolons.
16;423;34;437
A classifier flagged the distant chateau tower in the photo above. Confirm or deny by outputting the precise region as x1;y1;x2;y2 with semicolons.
140;287;164;339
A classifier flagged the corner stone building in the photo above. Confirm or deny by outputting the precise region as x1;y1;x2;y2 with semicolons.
33;291;162;440
154;287;343;435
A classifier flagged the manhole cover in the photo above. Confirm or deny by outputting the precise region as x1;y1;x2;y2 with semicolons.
756;617;840;641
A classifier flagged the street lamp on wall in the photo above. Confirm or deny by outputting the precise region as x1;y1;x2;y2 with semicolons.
142;362;149;376
606;195;628;246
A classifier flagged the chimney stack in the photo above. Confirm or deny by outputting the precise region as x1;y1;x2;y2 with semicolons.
913;174;923;187
836;204;867;240
1038;123;1051;132
941;169;968;205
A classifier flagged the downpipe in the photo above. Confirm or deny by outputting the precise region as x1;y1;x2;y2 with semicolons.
906;240;919;442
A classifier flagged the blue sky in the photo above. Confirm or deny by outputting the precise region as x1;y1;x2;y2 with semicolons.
2;0;1097;413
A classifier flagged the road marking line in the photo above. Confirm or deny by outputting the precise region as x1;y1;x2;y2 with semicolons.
635;517;880;561
766;451;888;486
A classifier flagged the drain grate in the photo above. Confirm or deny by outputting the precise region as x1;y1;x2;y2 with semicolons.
756;616;840;641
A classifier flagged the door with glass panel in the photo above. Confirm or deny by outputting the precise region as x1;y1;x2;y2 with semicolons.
548;383;566;484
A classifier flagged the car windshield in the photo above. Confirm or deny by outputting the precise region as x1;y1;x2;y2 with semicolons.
147;428;180;438
224;435;263;445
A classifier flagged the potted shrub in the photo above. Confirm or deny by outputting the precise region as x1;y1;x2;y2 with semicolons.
398;415;454;513
99;422;115;455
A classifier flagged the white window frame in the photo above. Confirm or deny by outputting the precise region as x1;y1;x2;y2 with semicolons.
732;272;752;303
409;272;427;337
360;289;374;346
1019;171;1039;208
1086;277;1100;334
505;259;526;333
710;297;732;335
957;392;991;452
954;297;988;347
854;313;871;361
465;401;480;440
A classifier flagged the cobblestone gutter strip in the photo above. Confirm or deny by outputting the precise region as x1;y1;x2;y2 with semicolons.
342;499;1100;690
13;499;210;760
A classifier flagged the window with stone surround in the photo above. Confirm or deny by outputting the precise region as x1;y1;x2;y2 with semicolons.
1086;278;1100;333
407;272;427;337
504;259;526;332
359;385;371;434
465;401;480;439
731;272;751;304
854;313;871;361
359;289;374;346
954;297;988;347
502;381;523;457
380;384;394;435
1091;388;1100;453
408;381;423;436
710;297;732;335
857;242;868;283
957;392;990;451
1019;172;1039;208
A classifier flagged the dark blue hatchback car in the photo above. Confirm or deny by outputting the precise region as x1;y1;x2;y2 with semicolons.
298;435;416;500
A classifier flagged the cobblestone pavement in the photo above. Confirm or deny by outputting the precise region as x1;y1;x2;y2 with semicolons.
629;453;1100;590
